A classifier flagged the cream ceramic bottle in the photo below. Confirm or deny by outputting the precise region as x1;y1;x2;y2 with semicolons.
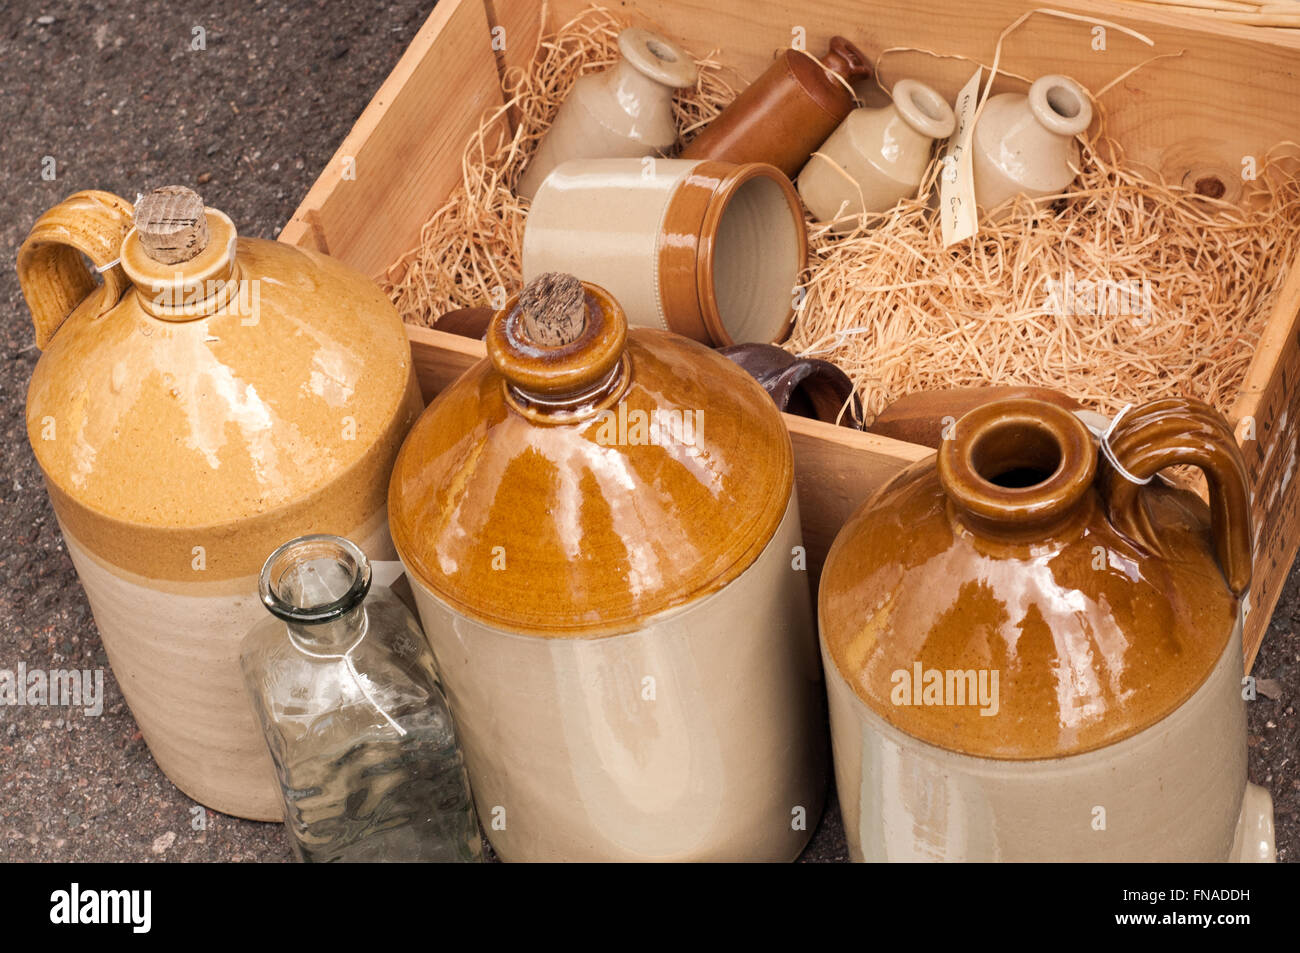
971;74;1093;215
388;273;827;861
18;187;423;820
819;397;1275;862
516;28;697;201
797;79;955;231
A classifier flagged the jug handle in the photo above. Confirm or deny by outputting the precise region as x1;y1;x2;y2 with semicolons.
17;190;136;350
1099;397;1252;596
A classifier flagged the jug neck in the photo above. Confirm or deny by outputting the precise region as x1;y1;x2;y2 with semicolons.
122;205;242;320
938;399;1098;542
607;56;673;112
488;273;630;424
259;535;372;653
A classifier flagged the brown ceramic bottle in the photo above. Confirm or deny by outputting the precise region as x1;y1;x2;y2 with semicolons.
819;397;1274;861
388;273;827;861
680;36;872;178
18;187;423;820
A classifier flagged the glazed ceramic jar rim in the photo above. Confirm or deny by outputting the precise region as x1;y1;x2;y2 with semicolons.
1026;74;1093;138
487;281;631;421
891;79;956;140
616;28;697;89
698;162;807;346
121;208;242;320
259;534;373;626
668;161;808;346
938;399;1097;535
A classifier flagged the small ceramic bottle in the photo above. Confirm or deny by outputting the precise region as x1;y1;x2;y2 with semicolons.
819;397;1275;862
522;157;807;345
797;79;955;231
516;28;698;200
388;273;827;862
680;36;873;177
971;74;1093;215
241;535;482;863
18;187;423;820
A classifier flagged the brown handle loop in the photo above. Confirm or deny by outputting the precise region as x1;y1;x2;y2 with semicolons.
822;36;872;83
1100;397;1252;595
17;190;135;349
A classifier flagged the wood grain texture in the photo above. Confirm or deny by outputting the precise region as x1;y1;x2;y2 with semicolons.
278;0;506;276
1232;260;1300;666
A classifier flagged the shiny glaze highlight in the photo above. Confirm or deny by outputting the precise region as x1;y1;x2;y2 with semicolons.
389;283;794;636
820;398;1250;759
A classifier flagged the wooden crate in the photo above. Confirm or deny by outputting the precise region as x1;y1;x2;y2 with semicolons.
279;0;1300;668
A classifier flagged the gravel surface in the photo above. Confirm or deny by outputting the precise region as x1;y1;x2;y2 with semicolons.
0;0;1295;864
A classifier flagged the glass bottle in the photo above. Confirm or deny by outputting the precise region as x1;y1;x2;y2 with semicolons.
240;534;482;863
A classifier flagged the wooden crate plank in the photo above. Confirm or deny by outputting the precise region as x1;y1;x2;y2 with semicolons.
1233;260;1300;667
279;0;505;275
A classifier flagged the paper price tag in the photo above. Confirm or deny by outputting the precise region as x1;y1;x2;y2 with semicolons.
940;67;983;247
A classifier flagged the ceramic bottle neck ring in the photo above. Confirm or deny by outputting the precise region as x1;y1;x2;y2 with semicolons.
1027;74;1093;139
122;208;243;320
891;79;956;141
938;398;1097;539
489;280;631;423
615;28;697;91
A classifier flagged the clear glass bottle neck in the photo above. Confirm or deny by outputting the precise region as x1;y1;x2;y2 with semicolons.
259;535;372;653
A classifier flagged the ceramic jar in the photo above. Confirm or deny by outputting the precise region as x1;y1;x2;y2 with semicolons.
681;36;873;177
819;397;1275;861
18;188;423;820
522;158;807;345
972;74;1093;215
388;274;827;861
516;28;697;201
797;79;955;231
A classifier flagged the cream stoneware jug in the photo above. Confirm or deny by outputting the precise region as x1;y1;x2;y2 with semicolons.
971;74;1093;216
388;273;827;861
819;397;1275;862
18;187;423;820
797;79;955;231
516;28;697;201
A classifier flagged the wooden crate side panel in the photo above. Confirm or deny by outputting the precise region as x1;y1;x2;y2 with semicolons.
483;0;546;130
1233;261;1300;668
549;0;1299;194
279;0;505;274
786;417;930;583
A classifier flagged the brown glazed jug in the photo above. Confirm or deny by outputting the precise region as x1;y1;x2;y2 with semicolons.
680;36;872;178
389;273;827;861
18;187;423;820
819;397;1275;861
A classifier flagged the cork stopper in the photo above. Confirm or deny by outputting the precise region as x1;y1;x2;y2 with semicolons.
134;186;209;264
517;272;588;346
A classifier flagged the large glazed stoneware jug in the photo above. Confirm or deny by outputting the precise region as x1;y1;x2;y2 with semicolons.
389;273;827;861
18;187;423;820
819;397;1275;862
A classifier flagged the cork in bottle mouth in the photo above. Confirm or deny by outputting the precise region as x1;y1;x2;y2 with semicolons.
938;398;1097;534
487;274;630;422
121;185;241;319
